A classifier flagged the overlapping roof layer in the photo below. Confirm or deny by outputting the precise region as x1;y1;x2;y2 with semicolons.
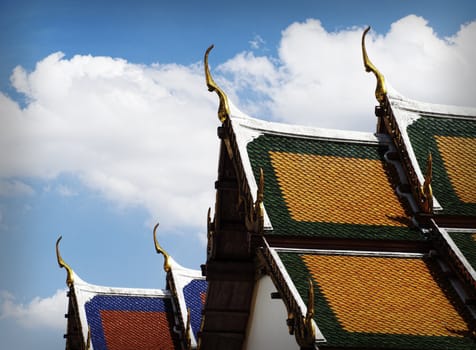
62;259;207;350
278;250;475;349
406;115;476;215
247;133;421;239
448;231;476;273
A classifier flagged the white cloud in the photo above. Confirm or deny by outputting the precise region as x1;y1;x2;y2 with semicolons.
219;15;476;131
249;34;266;50
0;179;35;196
56;184;78;197
1;53;220;230
0;289;67;330
0;15;475;232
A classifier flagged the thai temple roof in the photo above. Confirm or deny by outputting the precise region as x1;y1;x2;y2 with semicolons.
68;276;178;350
58;28;476;350
387;90;476;216
232;113;420;240
56;227;206;350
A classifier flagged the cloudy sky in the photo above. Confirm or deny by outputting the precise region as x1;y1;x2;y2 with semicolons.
1;0;475;349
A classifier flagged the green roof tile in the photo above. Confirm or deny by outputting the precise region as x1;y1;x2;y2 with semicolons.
407;116;476;216
449;231;476;273
247;134;422;240
278;251;476;349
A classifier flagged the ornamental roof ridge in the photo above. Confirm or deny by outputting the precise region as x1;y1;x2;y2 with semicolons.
387;86;476;120
230;109;390;145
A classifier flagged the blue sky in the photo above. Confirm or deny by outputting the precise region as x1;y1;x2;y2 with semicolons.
0;1;475;349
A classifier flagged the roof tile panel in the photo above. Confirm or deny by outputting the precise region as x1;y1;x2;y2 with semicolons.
278;251;476;349
406;116;476;215
247;134;421;239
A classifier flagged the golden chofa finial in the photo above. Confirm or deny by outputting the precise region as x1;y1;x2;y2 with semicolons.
153;222;171;273
56;236;74;287
362;26;387;104
204;45;230;123
420;152;433;214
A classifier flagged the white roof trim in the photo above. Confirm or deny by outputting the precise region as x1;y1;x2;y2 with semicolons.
387;87;476;119
229;102;386;145
273;247;425;259
169;257;205;348
437;226;476;283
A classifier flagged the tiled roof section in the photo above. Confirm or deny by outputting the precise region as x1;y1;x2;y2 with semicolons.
85;295;178;350
247;134;421;239
435;136;476;203
449;231;476;273
406;116;476;215
183;279;208;339
270;152;407;226
278;251;476;349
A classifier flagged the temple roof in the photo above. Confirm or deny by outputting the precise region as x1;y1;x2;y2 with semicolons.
56;236;206;350
387;91;476;216
69;272;179;350
228;108;421;241
275;248;475;349
437;227;476;291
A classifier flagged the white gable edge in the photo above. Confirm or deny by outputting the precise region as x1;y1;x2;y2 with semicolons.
437;227;476;282
169;257;205;348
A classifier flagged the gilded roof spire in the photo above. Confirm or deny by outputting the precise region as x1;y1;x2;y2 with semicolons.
153;222;171;273
362;26;387;104
420;152;433;214
55;236;74;287
204;45;230;123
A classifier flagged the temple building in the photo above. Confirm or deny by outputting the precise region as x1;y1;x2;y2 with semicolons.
57;27;476;349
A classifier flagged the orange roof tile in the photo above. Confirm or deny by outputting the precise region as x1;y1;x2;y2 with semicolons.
101;310;174;350
302;254;468;337
435;136;476;204
270;152;408;226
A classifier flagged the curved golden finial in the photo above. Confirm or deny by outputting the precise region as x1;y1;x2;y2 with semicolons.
420;152;433;213
204;45;230;123
362;26;387;104
153;223;171;273
55;236;74;287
